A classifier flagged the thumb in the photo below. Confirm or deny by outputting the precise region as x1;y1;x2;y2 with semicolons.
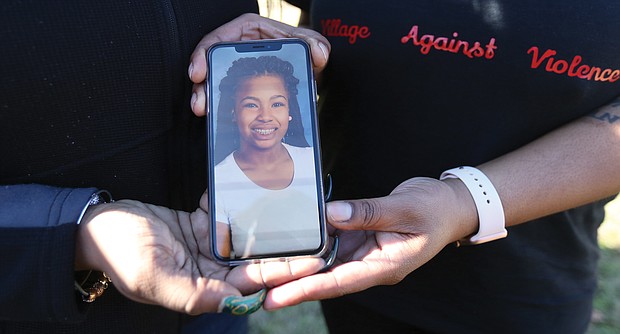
325;198;386;231
307;39;330;74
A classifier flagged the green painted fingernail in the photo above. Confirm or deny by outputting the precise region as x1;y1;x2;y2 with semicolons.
218;289;266;316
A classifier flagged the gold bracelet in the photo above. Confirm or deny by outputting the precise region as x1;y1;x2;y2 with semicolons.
74;190;114;303
74;271;112;303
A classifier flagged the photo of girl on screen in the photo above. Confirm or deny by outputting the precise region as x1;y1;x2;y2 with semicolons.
212;55;322;259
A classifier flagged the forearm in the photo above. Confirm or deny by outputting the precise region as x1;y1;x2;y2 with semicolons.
0;184;96;321
480;102;620;228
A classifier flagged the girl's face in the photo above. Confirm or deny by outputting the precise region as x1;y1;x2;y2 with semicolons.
234;74;290;151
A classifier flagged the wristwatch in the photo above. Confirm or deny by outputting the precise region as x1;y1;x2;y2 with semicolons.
440;166;507;246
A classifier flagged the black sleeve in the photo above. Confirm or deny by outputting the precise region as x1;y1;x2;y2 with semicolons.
0;184;96;322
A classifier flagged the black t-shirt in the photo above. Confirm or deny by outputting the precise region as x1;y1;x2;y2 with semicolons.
311;1;620;333
0;1;257;332
0;0;257;210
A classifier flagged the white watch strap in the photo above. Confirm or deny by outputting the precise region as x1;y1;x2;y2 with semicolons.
440;166;507;245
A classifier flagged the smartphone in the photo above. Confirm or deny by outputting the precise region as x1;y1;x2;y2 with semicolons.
206;39;328;265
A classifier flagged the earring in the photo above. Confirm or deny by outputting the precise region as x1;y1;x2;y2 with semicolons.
288;116;292;121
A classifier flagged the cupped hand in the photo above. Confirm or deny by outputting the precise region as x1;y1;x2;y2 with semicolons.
263;176;479;310
75;194;325;315
188;13;330;117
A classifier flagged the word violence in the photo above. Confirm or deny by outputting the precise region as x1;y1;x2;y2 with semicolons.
528;47;620;82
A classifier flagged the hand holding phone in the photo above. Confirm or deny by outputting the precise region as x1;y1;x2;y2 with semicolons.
206;39;327;265
189;14;331;118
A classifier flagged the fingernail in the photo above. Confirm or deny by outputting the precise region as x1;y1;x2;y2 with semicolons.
327;202;352;222
188;62;194;79
218;289;266;316
190;92;197;111
318;42;329;62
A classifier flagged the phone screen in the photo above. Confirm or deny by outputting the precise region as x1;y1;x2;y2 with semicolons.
206;39;327;264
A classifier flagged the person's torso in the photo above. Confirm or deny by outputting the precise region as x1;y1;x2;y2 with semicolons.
312;0;620;198
0;0;257;208
310;1;619;333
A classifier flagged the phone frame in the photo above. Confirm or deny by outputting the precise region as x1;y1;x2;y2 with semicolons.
205;38;328;265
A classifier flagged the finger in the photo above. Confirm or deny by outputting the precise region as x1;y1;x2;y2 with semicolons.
191;82;206;117
187;49;206;84
114;268;243;315
181;277;265;316
189;13;330;84
263;260;387;310
189;13;280;84
304;36;330;74
227;257;325;294
218;288;267;315
199;188;209;209
155;275;267;316
181;276;241;314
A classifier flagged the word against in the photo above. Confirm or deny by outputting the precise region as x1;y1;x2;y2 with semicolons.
401;25;497;60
